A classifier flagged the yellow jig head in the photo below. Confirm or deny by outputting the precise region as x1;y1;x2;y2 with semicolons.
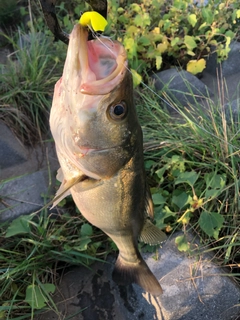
79;11;108;32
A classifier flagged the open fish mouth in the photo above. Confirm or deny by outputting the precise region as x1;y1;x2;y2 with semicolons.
69;24;128;95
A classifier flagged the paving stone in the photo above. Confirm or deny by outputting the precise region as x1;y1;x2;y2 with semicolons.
35;232;240;320
145;232;240;320
0;122;27;170
0;170;49;221
152;68;213;114
0;140;26;169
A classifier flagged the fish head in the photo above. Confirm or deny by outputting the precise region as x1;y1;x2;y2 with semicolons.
50;24;142;180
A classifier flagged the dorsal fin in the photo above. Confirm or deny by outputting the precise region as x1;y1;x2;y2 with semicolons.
139;219;167;245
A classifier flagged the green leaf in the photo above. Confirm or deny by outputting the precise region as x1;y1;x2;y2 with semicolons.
175;235;190;252
171;37;180;47
205;189;221;198
204;173;226;189
25;284;55;309
188;14;197;27
199;22;207;31
5;215;33;237
75;238;92;251
154;206;176;228
172;191;192;209
134;14;143;27
139;36;151;46
144;160;156;169
184;35;197;51
202;8;214;24
152;193;166;205
204;173;226;198
130;3;141;13
198;211;224;240
80;223;93;237
175;171;199;187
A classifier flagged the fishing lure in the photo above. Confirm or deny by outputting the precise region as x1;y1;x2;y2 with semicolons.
79;11;108;32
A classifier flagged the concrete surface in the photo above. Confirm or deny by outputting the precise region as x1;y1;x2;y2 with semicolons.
0;122;59;221
35;232;240;320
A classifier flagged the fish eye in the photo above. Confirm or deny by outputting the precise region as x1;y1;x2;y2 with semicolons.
109;101;127;120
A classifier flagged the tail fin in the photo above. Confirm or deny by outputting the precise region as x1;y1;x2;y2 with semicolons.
112;255;163;296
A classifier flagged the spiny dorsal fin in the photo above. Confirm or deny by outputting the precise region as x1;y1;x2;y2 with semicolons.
145;183;154;219
139;219;167;245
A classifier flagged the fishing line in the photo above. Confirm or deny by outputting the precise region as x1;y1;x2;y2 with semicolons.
90;31;239;153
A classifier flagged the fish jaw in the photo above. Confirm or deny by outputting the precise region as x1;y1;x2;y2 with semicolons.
62;23;128;95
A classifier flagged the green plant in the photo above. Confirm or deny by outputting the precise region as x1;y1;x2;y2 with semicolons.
0;0;18;27
107;0;239;83
0;30;64;145
136;82;240;270
0;208;109;319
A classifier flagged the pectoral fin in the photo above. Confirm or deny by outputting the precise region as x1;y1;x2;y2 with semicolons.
139;219;167;245
52;170;85;208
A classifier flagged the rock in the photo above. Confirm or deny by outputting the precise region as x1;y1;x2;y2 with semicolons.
205;42;240;78
35;255;158;320
224;98;240;123
0;170;50;221
35;232;240;320
145;232;240;320
152;68;213;114
0;122;27;170
0;122;59;221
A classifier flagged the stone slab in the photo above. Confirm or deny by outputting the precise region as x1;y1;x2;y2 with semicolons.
0;170;50;221
0;121;27;171
36;232;240;320
0;139;26;169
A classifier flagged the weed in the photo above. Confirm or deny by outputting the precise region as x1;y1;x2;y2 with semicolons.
136;81;240;274
0;30;64;145
0;208;109;319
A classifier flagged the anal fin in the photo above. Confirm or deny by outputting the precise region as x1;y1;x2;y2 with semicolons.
139;219;167;245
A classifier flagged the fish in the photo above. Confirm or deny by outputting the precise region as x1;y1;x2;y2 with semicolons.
50;23;167;296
